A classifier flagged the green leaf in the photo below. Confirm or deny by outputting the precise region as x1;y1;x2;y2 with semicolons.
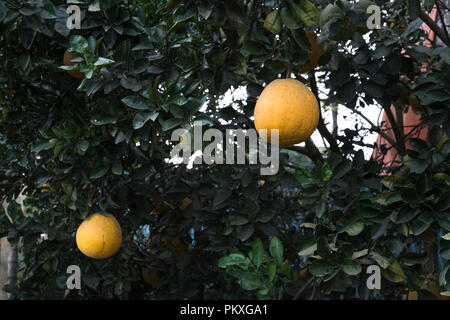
77;140;89;153
439;261;450;286
267;260;277;282
249;238;265;268
237;224;254;242
333;160;352;179
218;252;249;269
383;259;405;283
0;2;7;22
112;161;123;175
291;0;319;27
89;167;109;179
70;35;88;53
240;272;263;290
309;259;335;277
342;259;362;275
161;118;183;131
408;0;421;19
242;40;265;55
340;216;364;236
370;252;390;269
403;155;429;174
263;9;282;34
281;7;300;29
280;260;291;277
269;237;283;265
83;274;100;289
297;237;317;256
31;141;52;153
412;212;433;236
212;187;232;208
315;199;326;218
133;111;159;129
94;57;115;66
121;95;151;110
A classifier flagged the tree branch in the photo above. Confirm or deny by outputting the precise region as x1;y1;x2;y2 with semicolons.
436;0;450;46
284;143;323;163
346;106;399;150
383;105;406;156
309;73;341;153
305;138;324;162
419;9;450;47
292;276;314;300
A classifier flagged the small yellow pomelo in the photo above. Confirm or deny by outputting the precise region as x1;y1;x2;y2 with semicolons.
254;79;319;146
76;213;122;259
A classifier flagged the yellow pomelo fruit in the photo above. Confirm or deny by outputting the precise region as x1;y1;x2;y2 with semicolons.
254;79;319;146
260;180;265;186
76;213;122;259
63;49;86;79
295;31;323;73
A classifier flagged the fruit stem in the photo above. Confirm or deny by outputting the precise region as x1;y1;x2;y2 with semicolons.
285;63;292;79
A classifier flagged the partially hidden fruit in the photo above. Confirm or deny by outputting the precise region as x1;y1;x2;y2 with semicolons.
63;49;85;79
41;184;51;192
142;267;163;287
76;213;122;259
389;22;407;34
152;202;167;213
146;235;189;256
162;237;188;256
179;197;192;210
294;31;323;73
403;275;450;300
254;79;319;146
299;267;309;279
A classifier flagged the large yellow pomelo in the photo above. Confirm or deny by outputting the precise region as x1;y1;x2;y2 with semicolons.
63;49;86;79
76;213;122;259
254;79;319;146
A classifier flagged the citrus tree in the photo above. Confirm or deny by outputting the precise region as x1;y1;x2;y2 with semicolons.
0;0;449;300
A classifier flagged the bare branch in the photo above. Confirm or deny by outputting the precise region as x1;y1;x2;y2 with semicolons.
309;73;341;153
419;9;450;47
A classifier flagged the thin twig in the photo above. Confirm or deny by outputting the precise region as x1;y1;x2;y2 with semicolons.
342;197;359;215
348;106;399;150
286;64;292;79
435;0;450;45
309;73;341;153
383;106;406;156
419;9;450;47
292;277;315;300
